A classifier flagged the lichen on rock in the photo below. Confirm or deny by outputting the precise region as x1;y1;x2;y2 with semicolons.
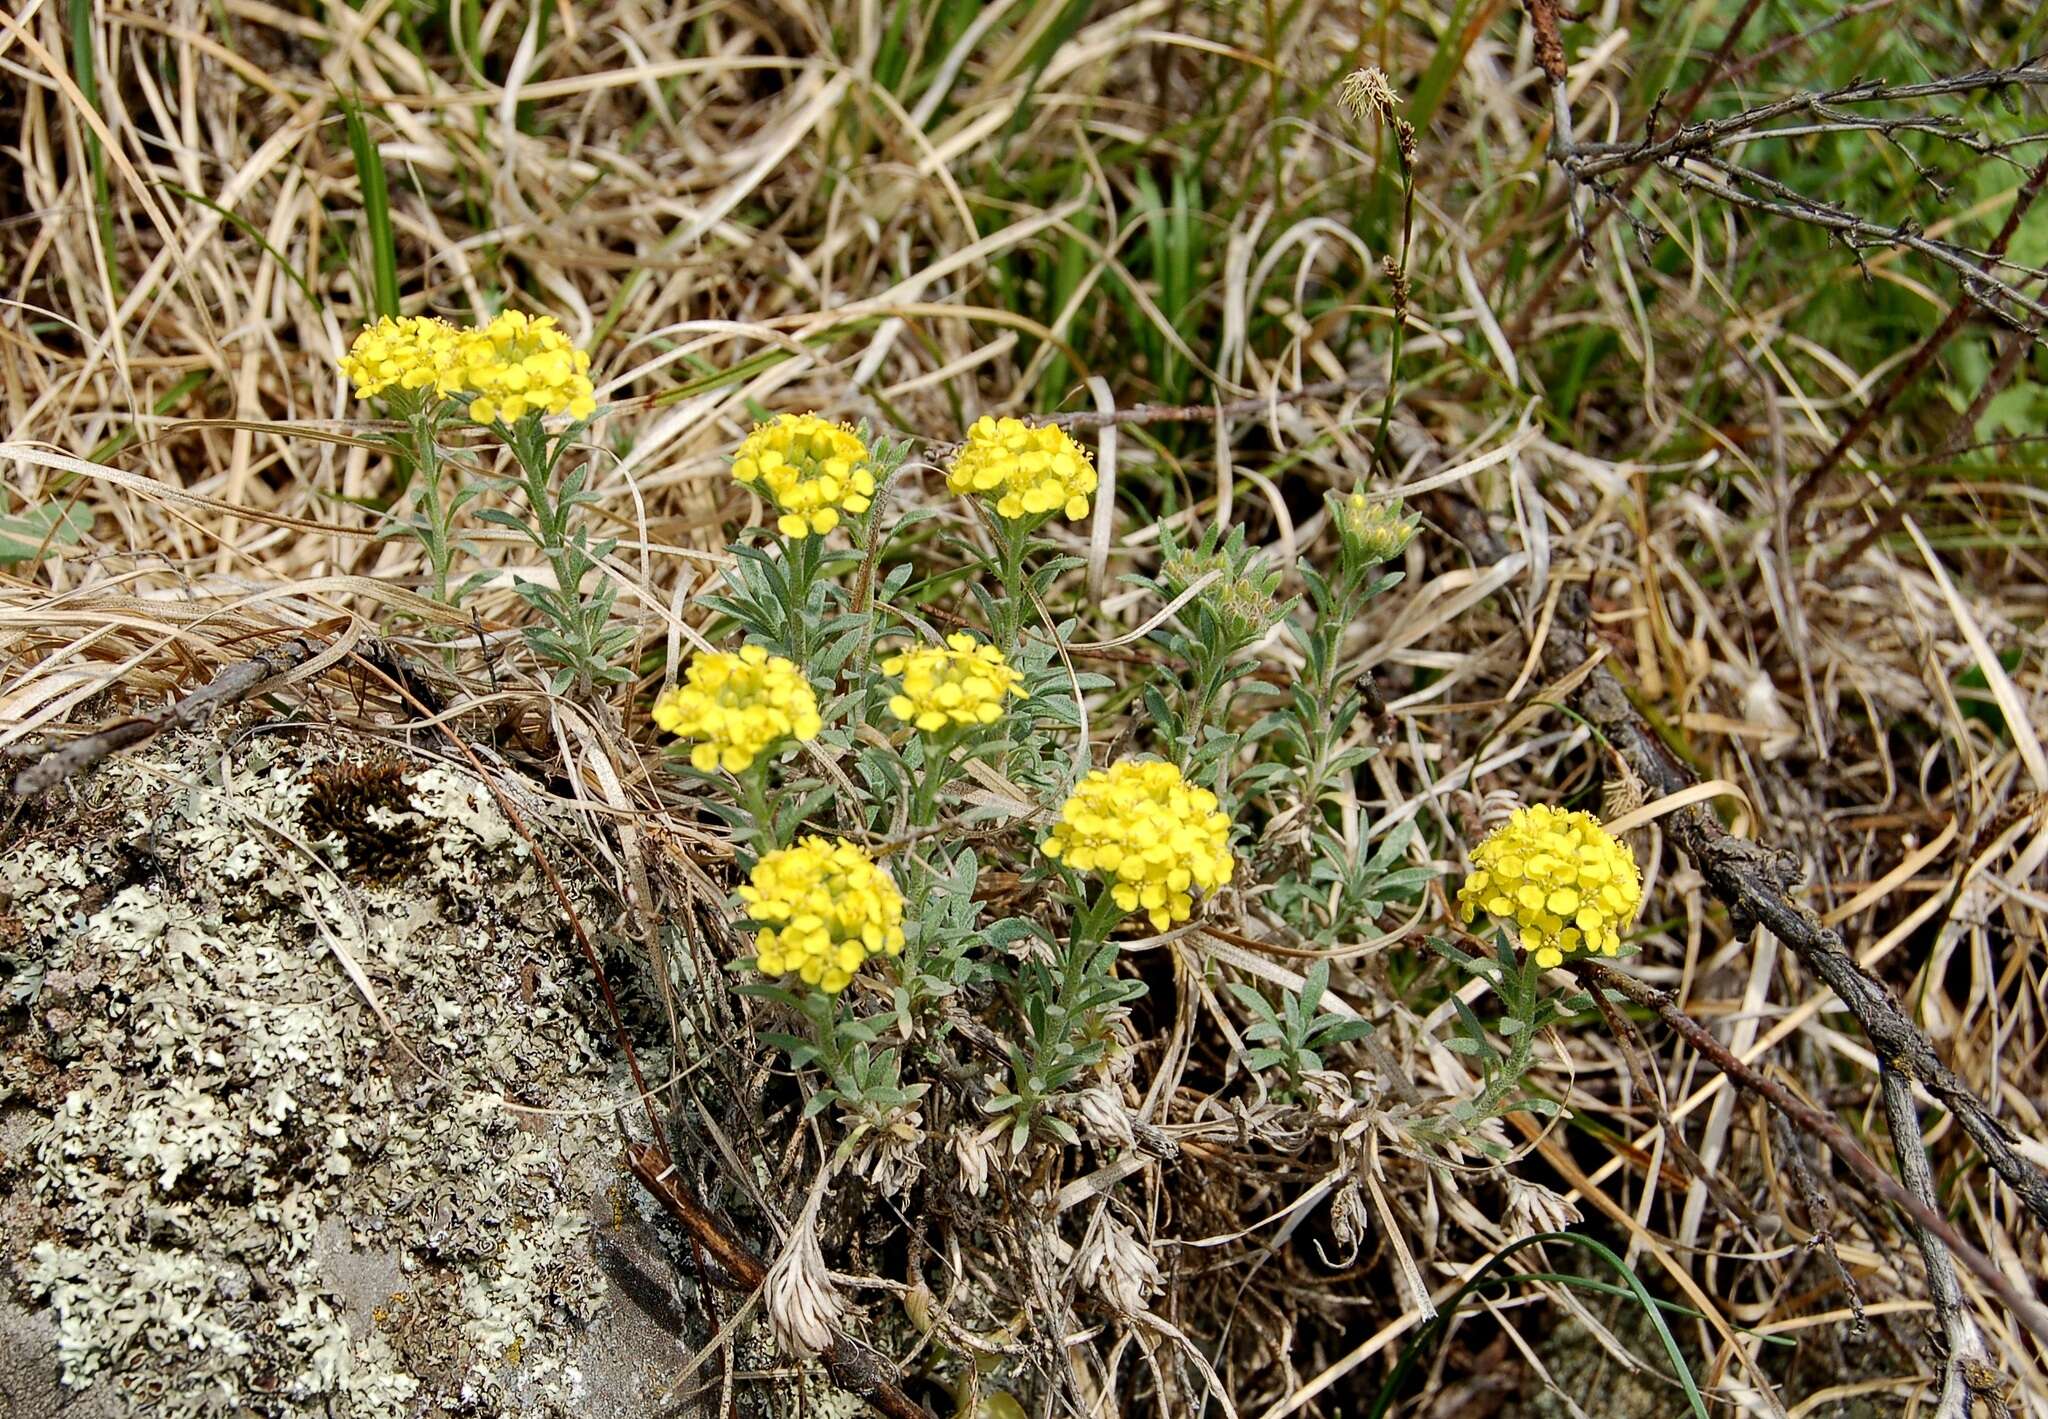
0;727;690;1417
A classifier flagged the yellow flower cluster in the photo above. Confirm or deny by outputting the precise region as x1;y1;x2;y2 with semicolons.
1457;805;1643;969
462;311;598;425
732;414;878;538
742;836;906;993
651;645;822;774
339;316;468;400
882;633;1024;733
1042;760;1235;930
339;312;597;424
947;416;1097;523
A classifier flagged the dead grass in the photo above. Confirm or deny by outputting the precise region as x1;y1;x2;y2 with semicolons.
4;0;2048;1415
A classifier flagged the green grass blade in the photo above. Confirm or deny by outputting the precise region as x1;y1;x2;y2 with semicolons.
341;95;401;319
161;183;322;310
1406;0;1482;135
1365;1231;1710;1419
68;0;121;296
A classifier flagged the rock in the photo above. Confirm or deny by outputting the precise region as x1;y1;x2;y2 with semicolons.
0;729;714;1417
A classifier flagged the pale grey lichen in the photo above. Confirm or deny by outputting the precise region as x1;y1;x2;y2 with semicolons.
0;727;677;1417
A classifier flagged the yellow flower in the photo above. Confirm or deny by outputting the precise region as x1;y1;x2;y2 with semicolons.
731;414;877;539
1041;760;1234;931
651;645;822;774
882;633;1024;733
947;416;1097;523
340;311;598;424
741;836;906;993
1457;805;1643;969
339;316;466;401
458;311;598;425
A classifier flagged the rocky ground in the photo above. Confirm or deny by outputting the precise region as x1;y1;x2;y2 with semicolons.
0;724;736;1417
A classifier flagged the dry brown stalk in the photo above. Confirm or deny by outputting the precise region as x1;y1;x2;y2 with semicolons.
626;1143;933;1419
1581;960;2048;1350
7;631;326;796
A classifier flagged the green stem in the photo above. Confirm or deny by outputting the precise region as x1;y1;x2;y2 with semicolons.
1069;881;1124;950
738;759;780;851
781;532;822;663
988;516;1033;651
908;730;960;828
405;409;456;605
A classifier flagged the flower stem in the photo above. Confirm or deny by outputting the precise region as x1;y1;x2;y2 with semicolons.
781;532;821;663
738;759;779;852
987;517;1032;651
405;408;456;605
1068;882;1124;950
908;728;964;828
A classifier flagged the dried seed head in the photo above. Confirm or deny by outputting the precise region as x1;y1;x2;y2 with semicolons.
1074;1216;1160;1316
1328;1180;1370;1263
1338;67;1399;123
1506;1177;1582;1236
1074;1086;1135;1152
851;1108;926;1197
764;1204;843;1358
953;1125;996;1198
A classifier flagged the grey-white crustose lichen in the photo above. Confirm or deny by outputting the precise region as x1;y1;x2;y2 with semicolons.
0;729;664;1418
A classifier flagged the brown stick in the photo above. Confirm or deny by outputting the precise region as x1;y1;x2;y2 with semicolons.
1429;488;2048;1234
1581;961;2048;1348
1788;149;2048;515
8;634;324;796
626;1143;933;1419
1505;0;1769;341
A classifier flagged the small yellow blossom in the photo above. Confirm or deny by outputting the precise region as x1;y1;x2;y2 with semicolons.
882;633;1025;733
651;645;822;774
947;416;1097;523
1334;492;1418;563
1042;760;1234;931
731;414;877;539
741;836;906;993
340;311;597;424
460;311;598;425
1457;805;1643;969
339;316;466;401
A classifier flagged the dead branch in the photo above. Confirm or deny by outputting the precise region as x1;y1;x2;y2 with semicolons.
1582;961;2048;1352
1566;67;2048;182
7;634;325;797
1789;149;2048;515
627;1143;933;1419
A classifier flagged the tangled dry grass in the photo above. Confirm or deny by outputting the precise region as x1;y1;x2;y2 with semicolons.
4;0;2048;1415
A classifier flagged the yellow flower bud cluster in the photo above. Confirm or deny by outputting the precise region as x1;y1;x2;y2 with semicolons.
340;312;597;424
731;414;878;539
1041;760;1235;930
1457;805;1643;969
947;416;1097;523
1334;492;1418;563
741;836;906;993
461;311;597;425
882;633;1024;733
651;645;822;774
